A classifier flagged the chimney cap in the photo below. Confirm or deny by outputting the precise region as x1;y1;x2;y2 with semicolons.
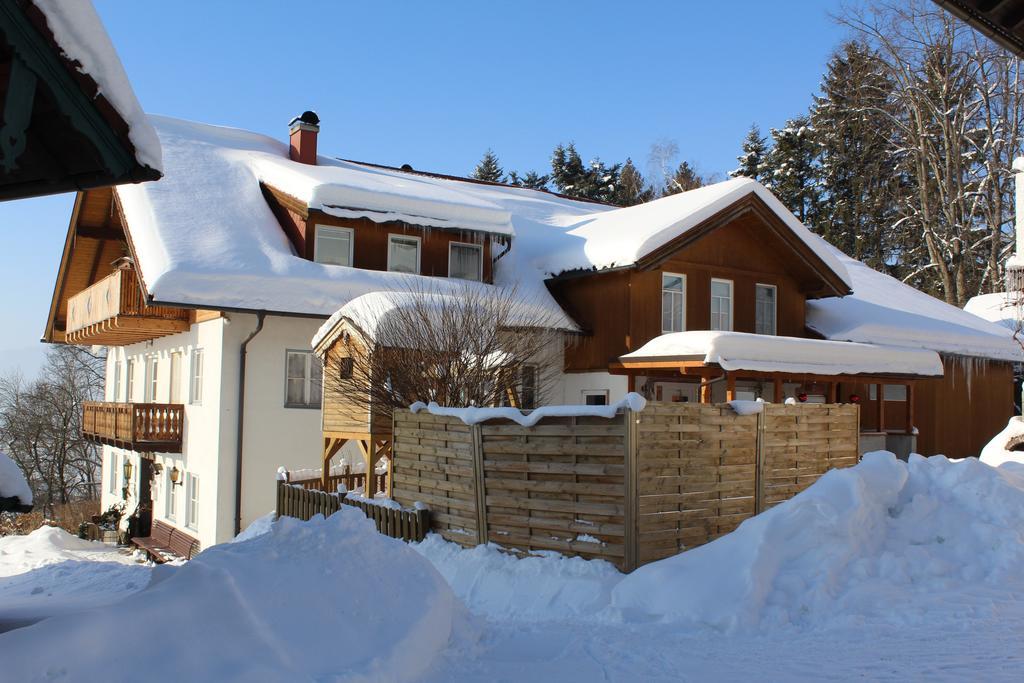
289;110;320;128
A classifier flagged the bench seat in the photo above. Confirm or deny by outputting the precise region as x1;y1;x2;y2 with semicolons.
131;520;199;563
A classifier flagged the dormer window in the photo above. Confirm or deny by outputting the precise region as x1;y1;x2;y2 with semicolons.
314;225;353;266
449;242;483;281
388;235;421;274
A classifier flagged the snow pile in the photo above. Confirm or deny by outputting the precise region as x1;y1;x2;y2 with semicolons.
0;452;31;505
964;291;1021;333
0;508;462;681
413;535;621;622
728;399;764;416
33;0;161;171
612;451;1024;632
232;512;275;542
410;393;647;426
621;330;943;377
980;417;1024;467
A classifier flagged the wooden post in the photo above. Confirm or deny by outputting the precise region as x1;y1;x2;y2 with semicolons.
906;383;914;435
754;407;766;514
623;409;639;572
469;424;488;545
358;439;374;497
876;383;885;432
828;382;837;404
773;377;783;403
726;373;736;402
700;378;713;404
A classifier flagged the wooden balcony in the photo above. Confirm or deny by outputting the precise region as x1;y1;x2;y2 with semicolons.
82;402;184;453
66;268;189;345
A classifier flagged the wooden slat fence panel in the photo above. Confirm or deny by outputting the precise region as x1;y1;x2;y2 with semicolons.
275;481;429;542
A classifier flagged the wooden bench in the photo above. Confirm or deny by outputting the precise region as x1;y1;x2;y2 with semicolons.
131;520;200;563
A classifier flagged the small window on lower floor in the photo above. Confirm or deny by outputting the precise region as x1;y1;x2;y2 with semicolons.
186;473;199;530
285;350;323;408
869;384;908;401
583;390;609;406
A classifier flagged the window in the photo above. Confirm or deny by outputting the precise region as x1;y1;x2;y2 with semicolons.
186;474;199;530
190;349;204;405
285;350;323;408
126;360;135;401
449;242;483;281
755;284;777;335
112;361;123;402
520;365;537;410
337;356;353;380
583;390;609;406
314;225;354;266
661;273;686;333
388;235;421;274
109;451;119;494
146;357;159;403
166;469;177;520
169;352;183;404
869;384;908;402
710;278;734;331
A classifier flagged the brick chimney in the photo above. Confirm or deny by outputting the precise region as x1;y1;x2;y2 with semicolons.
288;111;320;165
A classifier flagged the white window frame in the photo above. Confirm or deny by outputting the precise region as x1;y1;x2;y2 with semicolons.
313;225;355;267
169;352;183;404
109;451;119;494
582;390;609;406
661;272;687;334
190;348;204;405
112;360;123;402
185;473;199;531
146;356;159;403
126;360;135;402
387;234;422;274
166;468;177;521
284;350;323;409
755;283;778;336
710;278;734;331
448;241;483;281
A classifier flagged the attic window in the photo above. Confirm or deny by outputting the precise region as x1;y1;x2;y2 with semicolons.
449;242;483;281
315;225;354;266
338;356;353;380
388;235;421;274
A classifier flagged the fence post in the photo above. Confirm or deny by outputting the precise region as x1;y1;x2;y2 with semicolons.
755;407;767;515
470;423;488;546
623;408;639;573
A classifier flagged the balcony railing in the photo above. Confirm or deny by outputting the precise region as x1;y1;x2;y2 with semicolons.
82;402;184;453
66;268;189;345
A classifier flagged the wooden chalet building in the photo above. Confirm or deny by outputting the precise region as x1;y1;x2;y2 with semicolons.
42;111;1021;547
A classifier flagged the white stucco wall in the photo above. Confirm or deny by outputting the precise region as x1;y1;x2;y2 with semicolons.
558;371;630;405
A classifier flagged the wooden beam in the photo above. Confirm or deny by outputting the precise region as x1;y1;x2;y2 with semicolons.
906;383;915;435
700;379;713;403
876;383;885;432
773;378;783;403
828;382;837;404
726;373;736;401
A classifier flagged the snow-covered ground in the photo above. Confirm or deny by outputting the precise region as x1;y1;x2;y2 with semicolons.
4;452;1024;680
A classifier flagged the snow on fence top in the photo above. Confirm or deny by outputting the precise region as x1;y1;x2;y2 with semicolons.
621;330;944;377
409;392;647;426
0;452;32;505
33;0;162;171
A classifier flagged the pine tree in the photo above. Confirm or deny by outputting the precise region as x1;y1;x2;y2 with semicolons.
730;124;768;182
762;116;820;224
507;170;550;191
550;143;587;195
662;161;704;196
471;149;504;183
611;158;652;206
811;41;900;269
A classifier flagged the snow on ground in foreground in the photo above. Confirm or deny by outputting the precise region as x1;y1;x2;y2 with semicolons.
0;509;463;682
0;527;148;627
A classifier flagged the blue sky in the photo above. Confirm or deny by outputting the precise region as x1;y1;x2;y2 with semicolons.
0;0;851;378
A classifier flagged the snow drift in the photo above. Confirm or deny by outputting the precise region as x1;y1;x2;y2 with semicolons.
980;417;1024;467
612;451;1024;632
0;451;31;506
0;508;462;682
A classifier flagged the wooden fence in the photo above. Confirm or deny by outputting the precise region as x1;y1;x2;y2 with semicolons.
286;471;387;495
275;480;430;542
391;402;859;571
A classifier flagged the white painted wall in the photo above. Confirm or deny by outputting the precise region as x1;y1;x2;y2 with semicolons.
557;371;629;405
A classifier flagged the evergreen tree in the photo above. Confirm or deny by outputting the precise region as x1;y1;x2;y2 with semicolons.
810;41;900;269
611;158;653;206
662;161;704;196
507;170;550;191
550;143;587;195
762;116;820;224
471;149;504;183
729;124;768;182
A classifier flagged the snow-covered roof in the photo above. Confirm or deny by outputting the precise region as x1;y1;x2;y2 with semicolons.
33;0;161;171
806;249;1024;363
312;289;577;351
620;330;944;378
964;292;1021;333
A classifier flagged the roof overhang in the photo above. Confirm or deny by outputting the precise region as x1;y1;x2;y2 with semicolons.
933;0;1024;57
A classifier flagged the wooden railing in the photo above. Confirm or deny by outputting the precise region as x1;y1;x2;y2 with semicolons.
82;401;184;452
275;481;430;542
66;268;189;344
287;471;388;495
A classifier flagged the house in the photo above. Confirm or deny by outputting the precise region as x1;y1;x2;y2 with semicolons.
0;0;160;200
42;113;1022;548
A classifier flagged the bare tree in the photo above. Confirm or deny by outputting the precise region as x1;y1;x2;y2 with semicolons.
0;345;105;516
320;283;565;423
